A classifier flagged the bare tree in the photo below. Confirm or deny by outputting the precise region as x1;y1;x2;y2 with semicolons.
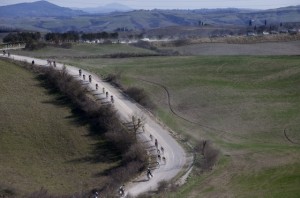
194;140;219;170
130;114;146;139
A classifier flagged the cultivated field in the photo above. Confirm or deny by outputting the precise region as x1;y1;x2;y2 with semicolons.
162;40;300;55
0;59;119;197
9;43;300;197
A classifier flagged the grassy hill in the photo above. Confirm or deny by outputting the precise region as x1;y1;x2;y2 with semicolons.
8;45;300;197
90;56;300;197
0;59;118;196
59;55;300;197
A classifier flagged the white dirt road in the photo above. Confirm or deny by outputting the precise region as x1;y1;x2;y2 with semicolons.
1;54;188;197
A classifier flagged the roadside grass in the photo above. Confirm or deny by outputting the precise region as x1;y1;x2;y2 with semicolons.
176;158;300;198
151;155;231;198
0;59;119;196
231;163;300;198
12;48;300;196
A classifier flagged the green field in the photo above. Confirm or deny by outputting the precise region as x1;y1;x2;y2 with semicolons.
63;55;300;197
13;43;156;58
8;45;300;197
0;59;119;196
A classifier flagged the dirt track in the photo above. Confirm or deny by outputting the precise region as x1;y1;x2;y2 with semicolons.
1;53;188;197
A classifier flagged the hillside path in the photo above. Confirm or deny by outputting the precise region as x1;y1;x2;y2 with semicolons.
1;53;187;197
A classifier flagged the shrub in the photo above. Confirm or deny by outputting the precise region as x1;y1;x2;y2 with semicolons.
157;180;168;193
25;41;46;51
194;140;219;171
102;53;159;58
124;87;154;109
123;143;148;164
0;184;16;197
172;39;191;47
104;73;122;88
111;161;144;184
105;125;135;151
59;42;72;49
156;49;180;56
203;144;219;170
132;40;158;51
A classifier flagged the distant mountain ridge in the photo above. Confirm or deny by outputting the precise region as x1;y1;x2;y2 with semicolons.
0;1;299;32
80;3;133;14
0;0;86;17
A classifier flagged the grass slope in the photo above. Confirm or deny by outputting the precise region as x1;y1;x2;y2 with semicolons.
66;55;300;197
232;163;300;198
11;47;300;197
0;59;118;196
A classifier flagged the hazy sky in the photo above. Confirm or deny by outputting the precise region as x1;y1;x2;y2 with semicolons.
0;0;299;9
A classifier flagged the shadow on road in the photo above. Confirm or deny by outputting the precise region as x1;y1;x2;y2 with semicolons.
93;93;103;96
132;179;149;183
81;82;90;85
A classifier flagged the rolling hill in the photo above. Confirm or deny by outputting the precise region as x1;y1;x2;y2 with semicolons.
80;3;133;14
0;1;299;32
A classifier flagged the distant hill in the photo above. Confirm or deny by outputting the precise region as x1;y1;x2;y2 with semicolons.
81;3;133;14
0;1;299;33
0;0;86;17
238;5;300;24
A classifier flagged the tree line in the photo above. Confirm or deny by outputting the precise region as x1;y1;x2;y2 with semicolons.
2;32;45;51
3;32;41;43
3;31;119;43
0;26;21;33
81;32;118;41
